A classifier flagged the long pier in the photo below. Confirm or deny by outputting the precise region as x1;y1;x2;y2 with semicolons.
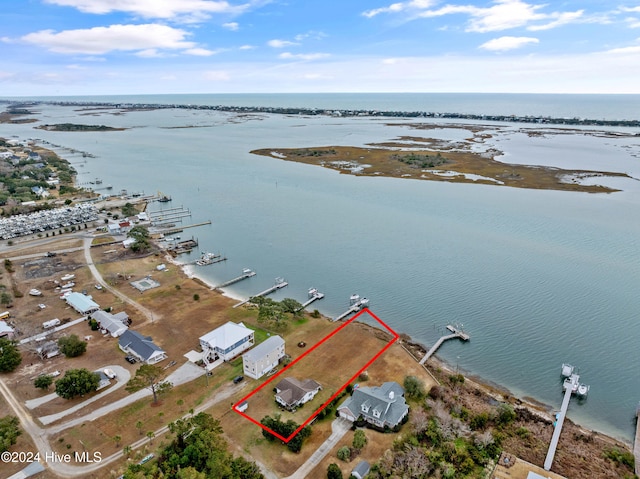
333;295;369;321
419;325;470;365
635;402;640;476
216;269;256;289
157;221;212;235
544;375;577;471
233;278;288;308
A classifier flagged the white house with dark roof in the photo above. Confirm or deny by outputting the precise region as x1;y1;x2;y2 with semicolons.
274;377;322;410
199;321;254;363
338;381;409;429
91;310;129;337
65;292;100;315
242;335;285;379
118;330;167;364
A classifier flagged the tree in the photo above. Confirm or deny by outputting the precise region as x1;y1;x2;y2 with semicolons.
337;446;351;461
135;420;144;435
127;225;151;253
55;368;100;399
0;292;11;306
327;463;343;479
34;375;53;390
113;434;122;447
404;375;426;400
126;364;172;404
58;334;87;358
146;431;155;445
352;429;367;450
0;338;22;373
280;298;303;315
122;445;132;458
0;416;21;453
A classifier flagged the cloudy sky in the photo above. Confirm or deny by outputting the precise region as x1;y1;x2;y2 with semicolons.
2;0;640;96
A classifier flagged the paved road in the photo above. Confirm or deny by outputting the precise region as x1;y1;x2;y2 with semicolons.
284;418;353;479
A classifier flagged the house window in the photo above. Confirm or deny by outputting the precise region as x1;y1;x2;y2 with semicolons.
361;404;369;413
372;409;381;419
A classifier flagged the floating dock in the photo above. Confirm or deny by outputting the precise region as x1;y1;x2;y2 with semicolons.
544;365;590;471
216;269;256;288
233;277;288;308
419;324;470;365
297;288;325;311
333;294;369;321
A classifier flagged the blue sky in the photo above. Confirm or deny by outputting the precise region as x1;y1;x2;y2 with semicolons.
2;0;640;95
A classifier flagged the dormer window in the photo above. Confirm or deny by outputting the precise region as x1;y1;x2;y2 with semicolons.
361;403;370;413
372;408;381;418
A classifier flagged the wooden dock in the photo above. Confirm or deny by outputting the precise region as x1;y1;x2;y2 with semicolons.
216;269;256;288
297;288;325;312
544;376;576;471
635;402;640;476
233;277;288;308
333;296;369;321
419;325;470;365
157;221;212;235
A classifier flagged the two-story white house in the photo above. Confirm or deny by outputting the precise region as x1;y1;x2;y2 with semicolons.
199;321;254;364
242;335;285;379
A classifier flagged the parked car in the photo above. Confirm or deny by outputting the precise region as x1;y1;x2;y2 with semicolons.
46;251;56;257
233;375;244;384
104;368;116;379
125;355;137;364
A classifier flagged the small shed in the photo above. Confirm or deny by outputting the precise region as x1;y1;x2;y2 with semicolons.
352;461;370;479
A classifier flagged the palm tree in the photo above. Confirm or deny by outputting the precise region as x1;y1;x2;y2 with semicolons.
136;420;143;435
112;434;122;448
146;431;155;445
122;445;132;458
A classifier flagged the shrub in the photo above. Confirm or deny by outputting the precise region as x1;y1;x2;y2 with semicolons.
337;446;350;462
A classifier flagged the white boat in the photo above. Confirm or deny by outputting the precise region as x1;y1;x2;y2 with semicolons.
561;363;574;378
61;282;75;289
308;288;318;298
242;268;254;275
29;289;42;296
349;293;360;305
61;274;75;282
359;297;370;308
577;384;590;397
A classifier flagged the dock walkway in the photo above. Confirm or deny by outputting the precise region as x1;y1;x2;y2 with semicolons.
216;269;256;289
544;376;576;471
233;278;288;308
297;288;324;311
419;325;470;365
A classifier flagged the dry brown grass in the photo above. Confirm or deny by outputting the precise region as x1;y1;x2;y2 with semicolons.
251;142;629;193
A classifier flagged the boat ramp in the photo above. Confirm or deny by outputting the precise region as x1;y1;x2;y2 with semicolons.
333;294;369;321
419;324;470;365
233;277;288;308
216;269;256;289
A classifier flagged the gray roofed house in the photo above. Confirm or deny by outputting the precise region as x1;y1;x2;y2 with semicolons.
242;335;285;379
91;310;129;337
338;381;408;429
352;460;370;479
274;377;322;410
118;330;167;364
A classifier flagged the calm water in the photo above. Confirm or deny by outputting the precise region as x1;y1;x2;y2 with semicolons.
2;94;640;441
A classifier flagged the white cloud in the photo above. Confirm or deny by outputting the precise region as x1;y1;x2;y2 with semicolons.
239;44;254;50
479;35;538;51
203;70;231;81
21;24;197;55
367;0;583;33
135;48;165;58
267;39;299;48
43;0;252;20
278;52;330;60
184;47;218;56
223;22;239;31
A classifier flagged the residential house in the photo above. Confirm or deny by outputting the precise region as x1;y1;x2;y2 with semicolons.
199;321;254;364
337;382;409;429
274;377;322;410
65;292;100;315
31;186;50;198
118;330;167;364
242;335;285;379
91;310;130;337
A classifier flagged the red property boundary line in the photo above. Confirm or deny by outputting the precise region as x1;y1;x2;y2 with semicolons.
232;308;399;443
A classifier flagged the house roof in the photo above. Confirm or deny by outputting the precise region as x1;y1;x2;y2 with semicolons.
92;310;129;336
340;382;408;427
119;330;165;361
0;320;14;335
200;321;253;350
275;377;321;406
243;335;284;362
65;292;99;313
352;461;370;478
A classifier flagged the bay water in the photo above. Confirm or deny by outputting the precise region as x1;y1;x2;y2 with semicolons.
2;93;639;442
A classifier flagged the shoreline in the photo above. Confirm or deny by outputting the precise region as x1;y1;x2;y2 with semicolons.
167;247;633;447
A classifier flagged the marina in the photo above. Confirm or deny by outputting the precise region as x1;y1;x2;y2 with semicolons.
233;277;288;308
333;294;369;321
216;268;256;289
419;324;470;365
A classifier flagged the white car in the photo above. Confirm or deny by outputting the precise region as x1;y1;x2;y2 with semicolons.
103;368;116;379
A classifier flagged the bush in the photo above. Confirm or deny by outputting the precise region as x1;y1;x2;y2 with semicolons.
337;446;351;462
34;375;54;390
58;334;87;358
327;463;343;479
404;375;426;399
603;447;635;469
